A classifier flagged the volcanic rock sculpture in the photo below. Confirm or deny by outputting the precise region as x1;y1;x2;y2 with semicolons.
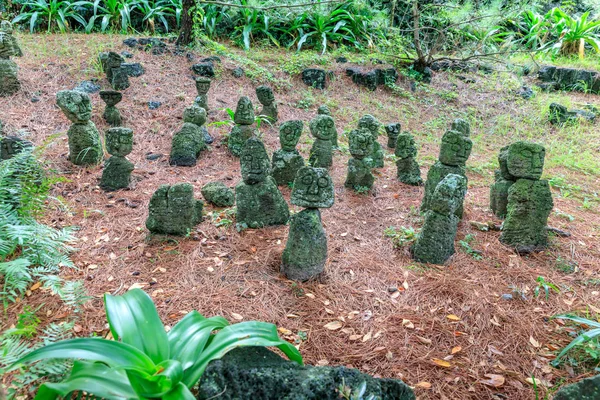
395;133;422;186
345;128;374;191
99;90;123;127
256;85;278;122
169;104;207;167
0;21;22;96
308;115;335;168
228;96;257;157
271;120;305;186
146;183;203;235
100;127;134;191
358;114;384;168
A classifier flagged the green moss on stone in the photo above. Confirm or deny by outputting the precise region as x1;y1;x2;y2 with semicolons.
271;149;305;186
0;59;19;96
421;161;466;218
146;183;203;235
67;121;103;166
169;123;207;166
345;158;374;191
100;156;133;191
553;375;600;400
235;176;289;230
228;124;256;157
490;171;514;219
201;182;234;207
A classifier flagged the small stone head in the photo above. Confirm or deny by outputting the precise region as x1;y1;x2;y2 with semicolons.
358;114;381;139
195;77;211;96
349;128;373;159
256;85;275;105
99;90;123;107
234;96;255;125
279;120;303;151
309;115;336;141
0;21;13;34
385;123;401;139
1;136;33;160
183;104;207;126
241;138;270;184
106;127;133;157
395;133;417;159
430;173;467;215
56;90;93;123
506;141;545;180
450;119;470;137
439;130;472;166
291;167;334;209
317;105;331;116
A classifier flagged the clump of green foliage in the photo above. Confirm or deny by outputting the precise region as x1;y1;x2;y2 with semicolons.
551;313;600;370
384;226;417;248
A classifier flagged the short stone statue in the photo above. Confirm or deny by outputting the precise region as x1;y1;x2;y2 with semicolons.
100;127;134;191
235;138;289;230
1;136;33;160
395;133;422;186
56;90;103;166
412;174;467;265
99;51;129;90
451;118;470;137
345;128;374;191
169;104;207;167
146;183;204;236
308;115;335;168
385;122;400;149
421;124;472;218
271;120;305;186
282;166;334;281
500;141;553;254
0;21;22;96
228;96;258;157
489;145;513;218
194;76;211;111
358;114;384;168
256;85;278;122
99;90;123;126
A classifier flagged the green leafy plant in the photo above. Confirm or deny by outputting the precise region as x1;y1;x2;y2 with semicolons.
384;226;417;248
3;305;42;339
459;234;482;260
551;8;600;58
77;0;136;32
551;314;600;368
7;289;302;398
133;0;178;33
12;0;88;33
534;276;560;299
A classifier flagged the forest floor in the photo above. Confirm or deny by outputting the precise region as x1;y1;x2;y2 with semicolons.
2;34;600;399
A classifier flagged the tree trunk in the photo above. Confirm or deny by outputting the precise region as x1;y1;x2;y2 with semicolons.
176;0;194;46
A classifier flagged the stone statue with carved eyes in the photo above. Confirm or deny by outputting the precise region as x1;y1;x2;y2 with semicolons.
282;167;334;281
451;118;470;137
358;114;384;168
500;141;553;254
56;90;103;166
235;138;289;230
316;105;338;147
385;123;400;149
194;77;211;111
256;85;278;122
271;120;305;186
308;115;335;168
490;145;513;218
101;127;134;191
0;136;33;160
395;133;422;186
228;96;258;157
345;128;374;191
169;105;208;167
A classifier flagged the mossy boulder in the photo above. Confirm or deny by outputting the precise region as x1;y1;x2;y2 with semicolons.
201;182;234;207
146;183;203;235
169;123;206;166
553;375;600;400
271;149;305;186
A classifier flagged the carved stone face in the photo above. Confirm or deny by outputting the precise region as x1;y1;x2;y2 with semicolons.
256;85;275;105
0;21;13;34
358;114;381;139
183;104;207;126
241;138;270;184
106;127;133;156
439;130;472;166
507;141;545;180
0;136;33;160
430;173;467;215
349;128;373;159
56;90;92;123
395;133;417;159
279;120;303;151
317;105;331;116
309;115;335;141
99;90;123;107
291;167;334;208
195;77;211;95
234;96;255;125
385;123;400;139
451;118;470;137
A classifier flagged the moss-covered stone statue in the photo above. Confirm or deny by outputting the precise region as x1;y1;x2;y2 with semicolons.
412;174;467;265
345;128;374;191
282;166;334;281
194;76;211;111
0;21;22;96
99;90;123;127
256;85;278;122
500;141;553;254
146;183;203;235
489;146;514;218
235;138;289;230
228;96;257;157
308;115;335;168
56;90;103;166
358;114;384;168
100;127;134;191
451;118;470;137
395;133;422;186
421;125;472;218
201;182;235;207
271;120;305;186
385;122;400;149
316;105;338;147
1;135;33;160
99;51;129;90
169;104;207;167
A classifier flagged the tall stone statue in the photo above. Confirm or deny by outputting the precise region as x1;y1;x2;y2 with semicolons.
316;105;338;147
146;183;204;235
256;85;278;122
56;90;103;166
169;104;208;167
99;90;123;127
308;115;335;168
271;120;305;186
235;138;289;230
100;127;133;191
412;174;467;265
0;21;22;96
345;128;374;191
99;51;129;90
228;96;257;157
489;145;513;218
194;76;211;111
500;141;553;254
395;133;422;186
282;167;334;281
358;114;384;168
385;122;400;149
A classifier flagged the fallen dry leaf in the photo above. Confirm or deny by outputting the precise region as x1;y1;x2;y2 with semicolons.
526;377;552;387
30;282;41;291
402;319;415;329
324;321;343;330
278;327;292;335
451;346;462;354
349;334;362;341
231;313;243;321
415;382;432;389
417;336;432;345
128;282;146;290
447;314;461;321
480;374;505;387
362;331;373;342
432;358;452;368
529;335;541;348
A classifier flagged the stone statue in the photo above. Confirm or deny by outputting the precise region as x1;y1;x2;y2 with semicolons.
99;51;129;90
194;76;211;111
100;127;134;191
146;183;204;235
316;105;338;147
228;96;257;157
1;136;33;160
235;138;289;230
489;146;513;218
421;124;472;218
345;128;374;191
395;133;422;186
385;122;400;149
282;166;334;281
308;115;335;168
56;90;103;166
99;90;123;127
0;21;22;96
412;174;467;265
256;85;278;122
451;118;470;137
169;104;208;167
271;120;305;186
358;114;384;168
500;141;553;254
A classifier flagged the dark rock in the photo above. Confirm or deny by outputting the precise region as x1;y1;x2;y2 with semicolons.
121;62;144;77
30;96;40;103
148;101;162;110
123;38;138;48
430;60;477;73
346;67;397;89
547;226;571;237
335;56;347;63
201;182;235;207
553;374;600;400
201;56;221;63
549;103;596;125
517;85;534;99
121;51;134;58
146;153;162;161
501;294;513;300
375;67;398;85
538;65;600;94
73;80;100;94
191;62;215;77
457;75;476;83
301;68;327;89
201;127;213;144
231;67;244;78
186;53;195;61
537;82;557;92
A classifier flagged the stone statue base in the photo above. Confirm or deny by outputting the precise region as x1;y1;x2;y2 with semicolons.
235;176;289;230
67;121;103;166
169;123;207;166
271;149;305;186
0;59;20;96
345;158;374;191
100;156;133;191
